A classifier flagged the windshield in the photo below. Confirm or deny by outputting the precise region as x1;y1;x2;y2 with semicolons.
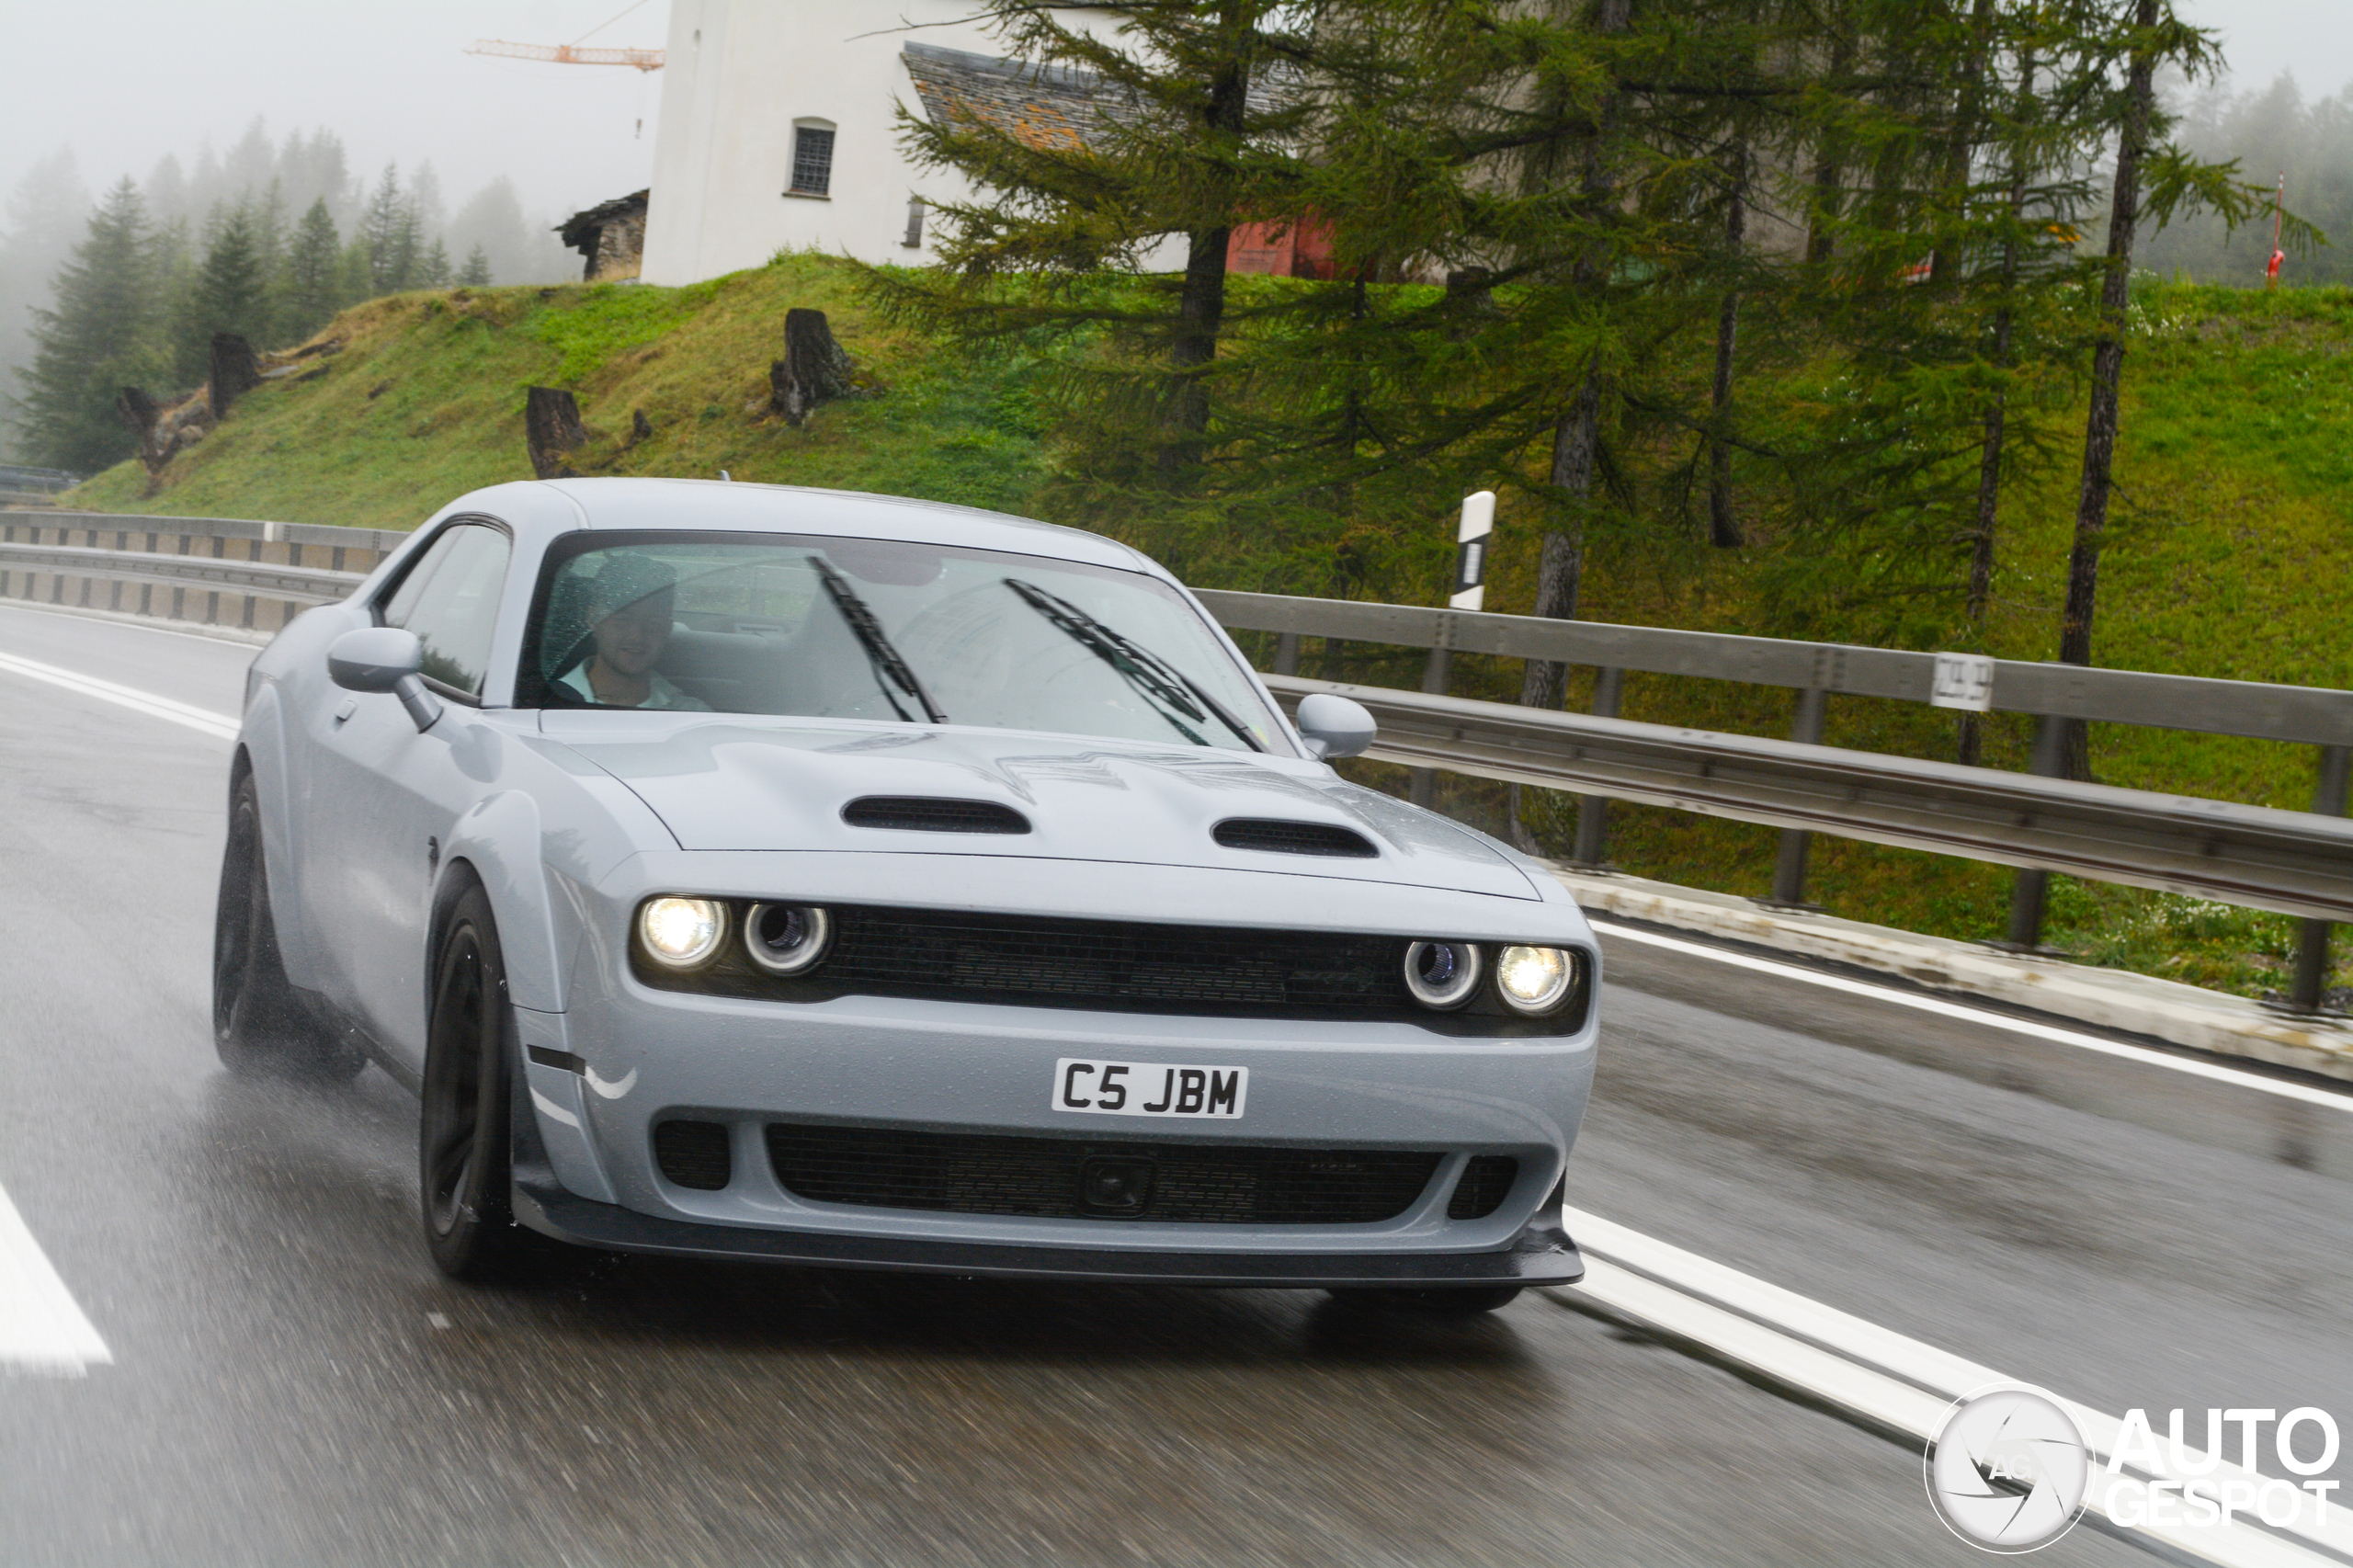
519;530;1288;755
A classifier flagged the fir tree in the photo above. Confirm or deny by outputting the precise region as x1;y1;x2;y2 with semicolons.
458;243;493;286
174;205;271;381
11;178;162;472
876;0;1324;482
415;236;453;289
359;164;417;293
278;198;343;339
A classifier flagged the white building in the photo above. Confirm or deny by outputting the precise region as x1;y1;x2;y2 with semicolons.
642;1;1145;284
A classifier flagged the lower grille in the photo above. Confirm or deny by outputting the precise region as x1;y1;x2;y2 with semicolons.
766;1124;1441;1224
654;1119;733;1190
1447;1155;1519;1219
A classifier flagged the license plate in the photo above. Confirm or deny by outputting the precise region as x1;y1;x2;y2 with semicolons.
1052;1059;1247;1119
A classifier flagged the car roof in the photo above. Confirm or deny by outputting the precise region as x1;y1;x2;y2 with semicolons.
517;477;1157;575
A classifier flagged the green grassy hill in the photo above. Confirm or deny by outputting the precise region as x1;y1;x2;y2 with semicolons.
47;256;2353;999
68;255;1052;527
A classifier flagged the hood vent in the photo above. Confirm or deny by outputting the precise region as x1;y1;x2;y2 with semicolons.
842;796;1032;835
1212;818;1379;858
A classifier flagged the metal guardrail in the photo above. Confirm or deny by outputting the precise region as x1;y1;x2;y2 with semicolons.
1209;588;2353;1009
0;541;362;605
8;513;2351;1006
1265;675;2353;925
1198;589;2353;749
0;513;385;636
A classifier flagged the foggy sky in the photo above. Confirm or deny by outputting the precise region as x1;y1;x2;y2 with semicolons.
1;0;2347;233
0;1;674;228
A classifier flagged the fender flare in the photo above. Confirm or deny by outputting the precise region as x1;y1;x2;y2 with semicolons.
233;681;324;988
436;790;568;1015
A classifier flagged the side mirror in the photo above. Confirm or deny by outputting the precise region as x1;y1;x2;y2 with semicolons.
1294;692;1376;761
327;627;441;732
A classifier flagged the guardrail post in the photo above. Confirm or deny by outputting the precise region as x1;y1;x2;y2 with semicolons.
1764;687;1829;908
1997;714;2070;951
1274;632;1300;677
1570;667;1624;867
2288;744;2353;1013
1408;621;1453;808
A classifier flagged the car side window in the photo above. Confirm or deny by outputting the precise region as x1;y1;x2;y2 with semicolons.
380;522;512;698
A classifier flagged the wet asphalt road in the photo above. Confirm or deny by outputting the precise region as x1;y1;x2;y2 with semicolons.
2;600;2345;1567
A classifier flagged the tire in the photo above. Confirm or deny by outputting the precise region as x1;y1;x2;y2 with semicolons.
1330;1285;1525;1316
418;875;544;1281
213;768;365;1080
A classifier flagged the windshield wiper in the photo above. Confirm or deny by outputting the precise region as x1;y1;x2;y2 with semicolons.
812;558;947;724
1003;577;1264;752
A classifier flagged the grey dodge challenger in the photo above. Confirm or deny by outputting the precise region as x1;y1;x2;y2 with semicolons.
214;478;1597;1310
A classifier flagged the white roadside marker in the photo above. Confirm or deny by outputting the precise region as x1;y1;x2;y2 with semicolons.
1561;1207;2353;1565
0;1181;110;1376
1587;916;2353;1114
0;648;239;742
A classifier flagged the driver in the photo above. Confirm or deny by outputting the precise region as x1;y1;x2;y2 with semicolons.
553;554;710;710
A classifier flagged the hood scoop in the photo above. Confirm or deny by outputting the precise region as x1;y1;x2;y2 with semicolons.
1212;818;1379;858
842;795;1032;835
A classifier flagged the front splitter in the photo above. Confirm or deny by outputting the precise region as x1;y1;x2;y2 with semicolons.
511;1174;1583;1289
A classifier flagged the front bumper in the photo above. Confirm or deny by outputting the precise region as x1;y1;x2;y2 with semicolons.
512;1165;1583;1288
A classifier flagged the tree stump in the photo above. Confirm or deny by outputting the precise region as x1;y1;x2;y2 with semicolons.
768;308;858;427
115;387;162;458
525;386;589;478
209;333;262;417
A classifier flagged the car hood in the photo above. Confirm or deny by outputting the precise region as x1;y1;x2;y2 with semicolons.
539;715;1542;900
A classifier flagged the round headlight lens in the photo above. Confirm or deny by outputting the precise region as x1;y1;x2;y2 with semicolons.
638;896;726;970
1495;945;1574;1015
1403;939;1483;1010
744;903;832;975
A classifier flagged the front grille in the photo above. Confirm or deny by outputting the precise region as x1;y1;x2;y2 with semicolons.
1213;818;1379;858
766;1124;1442;1224
631;903;1590;1032
817;907;1411;1015
842;796;1030;834
1447;1155;1518;1219
654;1119;733;1190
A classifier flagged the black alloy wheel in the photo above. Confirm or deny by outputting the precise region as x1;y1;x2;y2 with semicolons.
418;876;543;1280
212;768;364;1080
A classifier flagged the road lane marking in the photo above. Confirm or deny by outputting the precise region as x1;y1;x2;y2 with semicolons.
0;648;238;741
1588;916;2353;1115
1561;1208;2352;1565
0;1181;110;1376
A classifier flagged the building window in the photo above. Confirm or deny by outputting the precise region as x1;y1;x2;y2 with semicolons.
789;123;835;198
903;197;926;249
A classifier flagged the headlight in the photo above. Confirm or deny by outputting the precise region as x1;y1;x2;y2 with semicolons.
1495;945;1574;1015
638;896;726;970
1403;939;1483;1010
744;903;832;975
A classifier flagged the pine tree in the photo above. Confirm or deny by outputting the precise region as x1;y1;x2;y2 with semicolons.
359;164;416;293
174;205;272;381
458;243;493;286
11;178;162;472
278;198;343;339
875;0;1324;481
415;236;453;289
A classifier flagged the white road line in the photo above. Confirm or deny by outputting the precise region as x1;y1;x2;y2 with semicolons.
1588;915;2353;1114
1561;1208;2353;1565
0;648;239;741
0;1181;110;1376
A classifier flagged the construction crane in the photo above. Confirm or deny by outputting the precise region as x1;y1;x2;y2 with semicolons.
465;39;664;70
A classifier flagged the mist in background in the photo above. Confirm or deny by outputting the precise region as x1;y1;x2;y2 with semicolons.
0;1;671;460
